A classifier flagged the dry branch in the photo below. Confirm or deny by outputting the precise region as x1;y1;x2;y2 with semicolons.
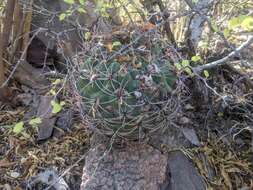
193;35;253;73
21;0;33;60
0;31;4;85
0;0;16;85
156;0;176;45
10;0;24;63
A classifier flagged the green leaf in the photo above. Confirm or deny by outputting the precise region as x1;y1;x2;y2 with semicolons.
223;28;230;38
218;112;224;117
211;21;218;32
184;67;192;75
198;41;208;48
112;41;122;48
66;9;72;13
21;131;31;138
77;7;86;13
59;13;66;21
29;118;42;126
191;55;201;62
64;0;75;4
49;89;56;96
203;70;209;78
60;101;66;106
52;79;61;85
51;100;62;114
13;122;24;134
228;15;247;30
241;16;253;31
228;17;240;29
181;60;190;67
79;0;85;5
84;32;91;40
174;63;182;70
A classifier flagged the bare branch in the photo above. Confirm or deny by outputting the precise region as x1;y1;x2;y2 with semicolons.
184;0;214;54
193;35;253;73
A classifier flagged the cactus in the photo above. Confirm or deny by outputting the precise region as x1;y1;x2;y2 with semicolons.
77;52;177;139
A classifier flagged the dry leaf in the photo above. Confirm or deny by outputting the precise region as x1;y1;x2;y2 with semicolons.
140;23;156;32
221;167;232;190
116;55;132;63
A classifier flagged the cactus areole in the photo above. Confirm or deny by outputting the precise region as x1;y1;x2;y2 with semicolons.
77;57;177;139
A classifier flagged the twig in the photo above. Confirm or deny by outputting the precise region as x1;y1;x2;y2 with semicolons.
193;35;253;73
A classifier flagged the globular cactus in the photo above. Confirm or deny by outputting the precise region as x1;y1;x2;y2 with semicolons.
77;55;177;139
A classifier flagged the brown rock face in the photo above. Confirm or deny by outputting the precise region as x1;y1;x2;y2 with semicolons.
81;143;168;190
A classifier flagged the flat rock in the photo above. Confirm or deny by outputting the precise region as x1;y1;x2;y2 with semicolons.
166;151;206;190
81;142;169;190
148;126;192;151
37;96;56;141
14;61;50;92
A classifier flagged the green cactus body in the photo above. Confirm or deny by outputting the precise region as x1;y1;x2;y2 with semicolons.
77;57;177;139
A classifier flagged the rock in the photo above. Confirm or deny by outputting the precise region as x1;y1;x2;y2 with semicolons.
166;151;206;190
3;184;12;190
148;126;191;151
9;171;20;178
27;36;57;68
26;169;69;190
55;110;73;131
184;104;194;110
14;61;50;92
31;0;99;52
181;127;201;146
36;96;56;141
53;110;74;138
179;117;191;125
16;93;33;106
81;142;169;190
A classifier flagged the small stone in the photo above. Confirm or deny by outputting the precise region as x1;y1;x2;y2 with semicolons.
9;171;20;178
179;116;191;124
185;104;194;110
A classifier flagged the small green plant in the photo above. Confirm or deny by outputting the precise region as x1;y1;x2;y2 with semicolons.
59;0;112;21
51;100;65;114
29;117;42;126
13;121;24;134
175;59;193;75
224;15;253;38
12;117;42;137
203;70;209;78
